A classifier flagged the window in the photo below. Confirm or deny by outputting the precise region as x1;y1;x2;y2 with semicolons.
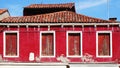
67;31;82;57
96;31;112;57
3;31;19;57
40;31;55;57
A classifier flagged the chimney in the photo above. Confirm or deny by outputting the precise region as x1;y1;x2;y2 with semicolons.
109;18;117;22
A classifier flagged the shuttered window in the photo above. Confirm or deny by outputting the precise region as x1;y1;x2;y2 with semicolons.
40;31;55;57
67;31;82;57
96;31;112;57
4;31;19;57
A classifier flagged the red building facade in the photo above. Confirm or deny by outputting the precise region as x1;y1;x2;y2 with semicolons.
0;3;120;68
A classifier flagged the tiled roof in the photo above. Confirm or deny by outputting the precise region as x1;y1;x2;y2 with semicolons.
25;3;74;9
1;11;111;23
0;9;7;14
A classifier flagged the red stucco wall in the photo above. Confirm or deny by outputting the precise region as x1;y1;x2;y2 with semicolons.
0;26;120;63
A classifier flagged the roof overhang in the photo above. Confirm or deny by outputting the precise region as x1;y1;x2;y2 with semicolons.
0;23;120;27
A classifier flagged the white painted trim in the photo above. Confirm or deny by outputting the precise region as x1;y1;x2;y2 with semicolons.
0;23;119;26
3;31;19;58
66;31;82;57
0;62;118;67
96;31;112;58
40;31;56;57
0;63;68;66
69;63;119;67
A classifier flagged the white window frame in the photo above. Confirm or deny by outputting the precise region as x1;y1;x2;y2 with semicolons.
3;31;19;58
96;31;112;58
40;31;55;57
66;31;82;57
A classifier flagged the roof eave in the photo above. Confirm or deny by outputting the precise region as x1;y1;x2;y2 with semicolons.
0;22;119;26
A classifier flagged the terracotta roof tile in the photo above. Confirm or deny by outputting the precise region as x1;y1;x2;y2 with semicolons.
1;11;112;23
0;9;7;14
25;3;74;9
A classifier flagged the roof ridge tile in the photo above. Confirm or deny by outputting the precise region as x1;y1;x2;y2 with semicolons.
25;2;74;9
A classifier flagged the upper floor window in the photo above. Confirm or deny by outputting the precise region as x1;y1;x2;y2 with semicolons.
96;31;112;57
40;31;55;57
3;31;19;57
67;31;82;57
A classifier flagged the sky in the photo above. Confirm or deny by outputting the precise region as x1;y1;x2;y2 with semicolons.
0;0;120;21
